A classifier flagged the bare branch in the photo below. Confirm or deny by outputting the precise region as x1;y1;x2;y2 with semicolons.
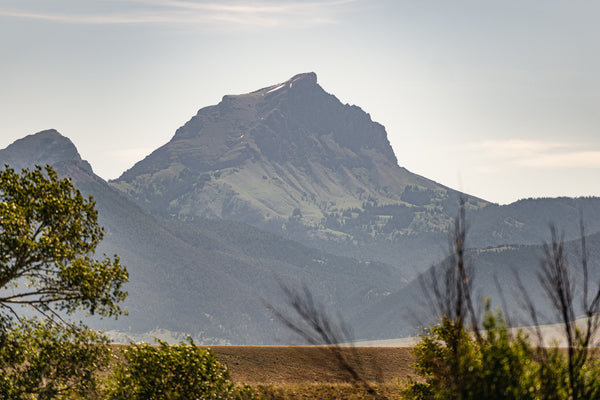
267;281;388;400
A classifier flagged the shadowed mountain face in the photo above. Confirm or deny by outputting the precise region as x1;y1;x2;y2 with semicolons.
351;231;600;341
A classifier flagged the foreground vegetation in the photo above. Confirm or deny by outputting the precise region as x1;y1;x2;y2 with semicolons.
0;165;127;398
402;309;600;400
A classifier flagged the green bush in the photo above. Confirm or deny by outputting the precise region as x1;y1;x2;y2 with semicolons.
402;306;600;400
0;319;111;399
105;337;259;400
402;304;538;400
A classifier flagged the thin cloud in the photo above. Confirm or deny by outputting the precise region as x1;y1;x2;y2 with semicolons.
0;0;358;27
471;139;600;169
474;139;566;158
521;151;600;168
0;9;166;24
145;0;355;13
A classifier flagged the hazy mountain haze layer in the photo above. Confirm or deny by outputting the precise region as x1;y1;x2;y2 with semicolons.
3;73;600;344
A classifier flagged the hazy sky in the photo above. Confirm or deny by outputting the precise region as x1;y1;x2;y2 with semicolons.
1;0;599;204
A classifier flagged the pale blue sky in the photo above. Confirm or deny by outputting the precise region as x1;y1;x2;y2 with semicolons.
1;0;599;204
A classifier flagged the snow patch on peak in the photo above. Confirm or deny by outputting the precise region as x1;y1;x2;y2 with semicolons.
266;84;285;94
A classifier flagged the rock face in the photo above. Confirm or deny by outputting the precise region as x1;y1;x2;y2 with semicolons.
112;73;454;225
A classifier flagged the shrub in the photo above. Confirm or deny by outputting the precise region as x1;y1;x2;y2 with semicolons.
0;319;111;399
402;304;538;400
105;337;259;400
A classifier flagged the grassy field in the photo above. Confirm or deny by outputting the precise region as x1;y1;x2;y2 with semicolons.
210;346;415;399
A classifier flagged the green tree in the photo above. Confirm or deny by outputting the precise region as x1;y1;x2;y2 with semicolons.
105;337;259;400
0;164;128;322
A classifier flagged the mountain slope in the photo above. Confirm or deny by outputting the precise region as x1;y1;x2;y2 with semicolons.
351;231;600;340
0;130;405;344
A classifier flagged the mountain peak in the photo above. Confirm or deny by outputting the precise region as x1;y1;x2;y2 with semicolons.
114;72;445;223
35;128;61;136
0;129;93;174
117;71;399;180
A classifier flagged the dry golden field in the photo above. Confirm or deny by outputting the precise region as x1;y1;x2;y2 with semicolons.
210;346;416;399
